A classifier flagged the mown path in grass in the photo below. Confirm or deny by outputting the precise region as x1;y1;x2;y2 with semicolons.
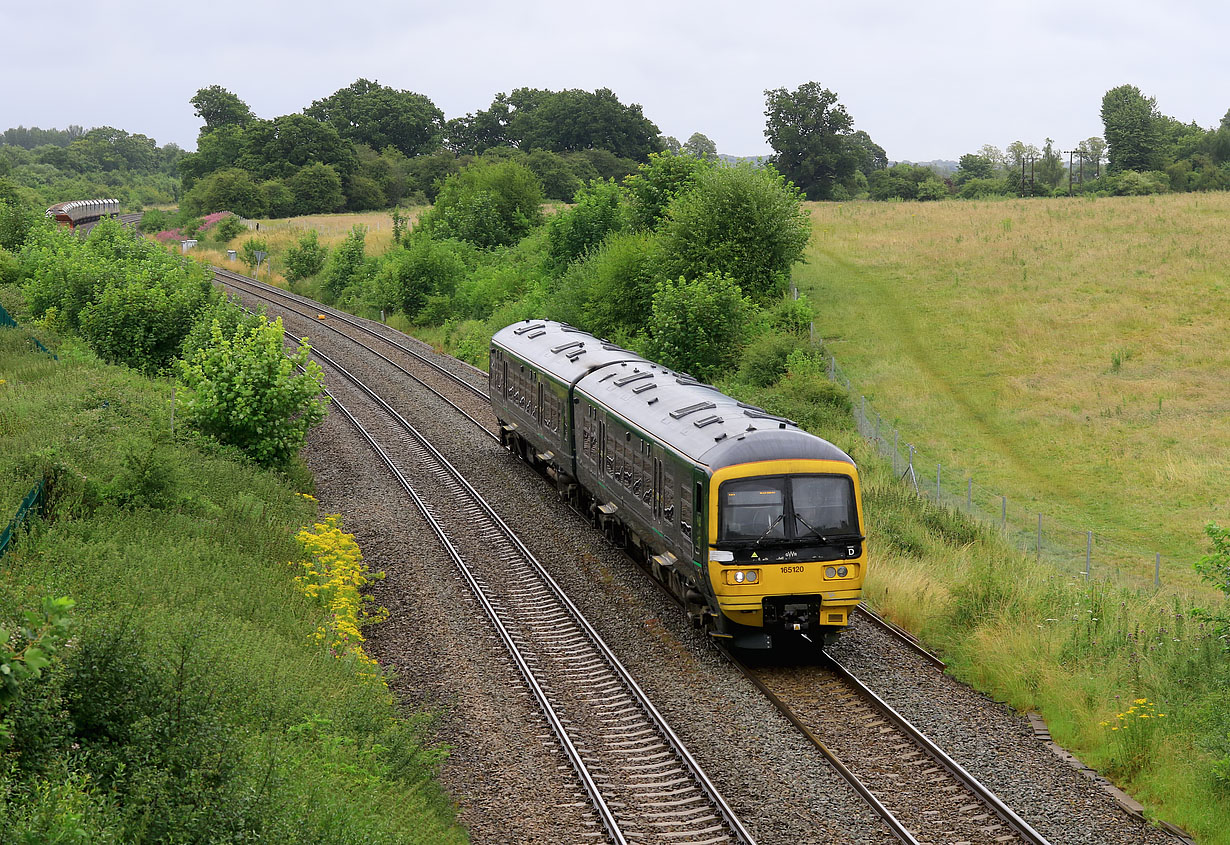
798;195;1230;589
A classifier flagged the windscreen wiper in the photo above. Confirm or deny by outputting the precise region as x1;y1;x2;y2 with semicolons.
794;512;823;541
754;513;785;544
819;532;865;544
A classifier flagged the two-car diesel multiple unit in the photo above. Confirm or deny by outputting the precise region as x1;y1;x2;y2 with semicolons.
45;199;120;229
490;320;866;650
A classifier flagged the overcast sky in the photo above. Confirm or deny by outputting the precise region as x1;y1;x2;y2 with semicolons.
3;0;1228;162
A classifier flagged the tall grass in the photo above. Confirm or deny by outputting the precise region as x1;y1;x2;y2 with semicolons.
800;194;1230;589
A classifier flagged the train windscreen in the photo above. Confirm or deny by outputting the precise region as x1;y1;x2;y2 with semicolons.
719;475;856;543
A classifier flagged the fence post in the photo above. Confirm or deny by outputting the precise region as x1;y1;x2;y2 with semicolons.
892;430;899;474
1085;531;1092;580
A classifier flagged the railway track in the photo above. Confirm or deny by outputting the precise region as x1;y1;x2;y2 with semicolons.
300;338;755;845
733;650;1050;845
215;266;1054;844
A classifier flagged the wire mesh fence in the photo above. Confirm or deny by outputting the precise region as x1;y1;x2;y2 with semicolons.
823;350;1181;590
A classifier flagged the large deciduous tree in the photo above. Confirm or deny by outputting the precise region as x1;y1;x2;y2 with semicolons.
682;132;718;162
237;115;358;181
190;85;256;136
763;83;861;200
306;79;444;158
1101;84;1165;173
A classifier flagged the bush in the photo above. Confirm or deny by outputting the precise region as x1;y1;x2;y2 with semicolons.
322;225;370;301
211;213;246;243
178;317;328;467
0;200;38;251
545;178;627;268
284;229;328;283
737;331;807;387
78;277;210;372
644;271;752;381
659;163;810;303
420;159;543;248
0;246;19;285
241;236;269;271
369;235;470;319
623;151;711;231
137;208;174;234
525;149;582;201
552;230;662;337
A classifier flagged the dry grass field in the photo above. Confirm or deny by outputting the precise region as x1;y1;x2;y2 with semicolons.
799;194;1230;589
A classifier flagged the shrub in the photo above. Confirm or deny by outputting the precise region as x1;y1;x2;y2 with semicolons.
644;271;752;381
284;229;328;283
0;246;19;285
0;200;38;251
137;209;174;234
240;236;269;271
659;163;810;303
552;230;662;337
737;331;807;387
623;151;711;231
545;178;627;269
78;277;210;372
421;159;543;248
211;213;246;243
369;235;470;319
322;225;370;301
178;317;328;467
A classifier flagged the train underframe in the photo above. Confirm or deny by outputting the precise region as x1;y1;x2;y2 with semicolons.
501;424;839;650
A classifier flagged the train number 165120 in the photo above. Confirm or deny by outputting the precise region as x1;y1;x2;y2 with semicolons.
779;565;805;574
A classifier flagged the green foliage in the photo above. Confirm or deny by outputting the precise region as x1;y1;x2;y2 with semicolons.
525;149;583;201
241;236;269;270
1195;522;1230;597
421;159;543;248
0;597;76;735
0;200;38;251
182;166;266;217
322;225;369;300
644;272;752;381
737;331;807;387
869;163;949;201
682;132;718;162
211;213;246;243
546;178;627;268
344;172;386;211
190;85;255;134
287;162;346;216
179;295;264;361
955;153;995;183
104;442;177;509
306;78;444;158
623;151;711;231
659;163;810;302
137;208;173;234
764;82;861;200
22;218;215;370
0;246;19;285
1102;84;1166;173
178;317;328;467
284;229;329;283
552;230;663;337
1109;169;1170;196
370;235;471;318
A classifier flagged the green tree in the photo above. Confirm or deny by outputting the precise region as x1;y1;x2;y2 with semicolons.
237;115;357;181
323;225;369;300
1101;84;1165;173
545;179;627;268
1036;138;1066;189
659;163;810;302
508;87;663;161
181;167;266;217
682;132;718;162
189;85;255;135
0;199;38;251
764;82;860;200
178;317;328;467
178;125;245;190
421;159;543;248
241;237;269;271
645;272;751;381
623;151;712;231
525;149;582;201
555;231;663;339
847;130;888;175
955;153;995;183
284;230;328;283
305;79;444;158
369;236;469;318
287;162;346;216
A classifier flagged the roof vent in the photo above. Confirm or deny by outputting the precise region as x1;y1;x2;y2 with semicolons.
551;340;584;354
513;323;546;335
615;372;653;387
693;415;723;429
670;401;717;420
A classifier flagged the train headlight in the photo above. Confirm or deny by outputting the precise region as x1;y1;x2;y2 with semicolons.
734;571;745;583
825;566;837;579
745;570;758;584
725;569;760;585
837;566;848;578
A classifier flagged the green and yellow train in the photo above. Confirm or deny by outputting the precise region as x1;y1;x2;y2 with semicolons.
490;320;866;649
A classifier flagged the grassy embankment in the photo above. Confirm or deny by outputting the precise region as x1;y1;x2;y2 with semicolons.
801;194;1229;588
0;287;465;843
796;195;1230;842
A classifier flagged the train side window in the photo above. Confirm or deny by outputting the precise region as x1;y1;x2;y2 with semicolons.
680;482;692;540
693;481;704;559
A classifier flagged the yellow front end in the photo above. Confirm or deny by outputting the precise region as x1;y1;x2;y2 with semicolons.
707;459;866;637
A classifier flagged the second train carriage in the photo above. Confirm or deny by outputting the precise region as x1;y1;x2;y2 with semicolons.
45;199;120;229
490;320;867;650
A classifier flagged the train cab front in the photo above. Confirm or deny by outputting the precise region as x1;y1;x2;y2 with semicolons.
705;459;866;650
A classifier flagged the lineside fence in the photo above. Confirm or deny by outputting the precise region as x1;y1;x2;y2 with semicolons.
0;302;58;360
0;481;44;559
819;348;1178;589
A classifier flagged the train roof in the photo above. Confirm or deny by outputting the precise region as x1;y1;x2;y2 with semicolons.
492;320;854;472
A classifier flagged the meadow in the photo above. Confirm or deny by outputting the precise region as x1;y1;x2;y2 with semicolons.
800;193;1230;589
